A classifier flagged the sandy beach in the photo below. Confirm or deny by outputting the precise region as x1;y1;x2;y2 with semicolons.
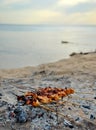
0;52;96;130
0;52;96;79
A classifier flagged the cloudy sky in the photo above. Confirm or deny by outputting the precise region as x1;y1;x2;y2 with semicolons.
0;0;96;25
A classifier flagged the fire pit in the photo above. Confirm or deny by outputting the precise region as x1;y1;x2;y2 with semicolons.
0;86;96;130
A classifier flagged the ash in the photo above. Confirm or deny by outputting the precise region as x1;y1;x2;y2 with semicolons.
0;101;73;130
0;99;96;130
0;72;96;130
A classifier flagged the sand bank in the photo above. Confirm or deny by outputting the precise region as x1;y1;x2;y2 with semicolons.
0;52;96;79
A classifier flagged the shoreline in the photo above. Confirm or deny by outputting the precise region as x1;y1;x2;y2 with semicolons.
0;51;96;79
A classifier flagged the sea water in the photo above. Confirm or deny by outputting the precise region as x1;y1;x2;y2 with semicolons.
0;24;96;69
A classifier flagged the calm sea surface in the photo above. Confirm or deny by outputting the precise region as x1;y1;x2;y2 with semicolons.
0;24;96;69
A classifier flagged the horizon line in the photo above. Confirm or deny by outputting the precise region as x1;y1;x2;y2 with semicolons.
0;23;96;26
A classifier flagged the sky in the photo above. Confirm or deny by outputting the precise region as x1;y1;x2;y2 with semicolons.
0;0;96;25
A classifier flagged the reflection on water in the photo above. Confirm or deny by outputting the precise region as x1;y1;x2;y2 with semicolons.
0;25;96;69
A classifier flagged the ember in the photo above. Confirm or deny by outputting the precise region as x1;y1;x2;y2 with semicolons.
16;87;74;107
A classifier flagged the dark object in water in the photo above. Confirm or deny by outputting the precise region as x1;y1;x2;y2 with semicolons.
70;52;88;56
70;51;96;57
70;52;77;56
61;41;69;44
94;97;96;99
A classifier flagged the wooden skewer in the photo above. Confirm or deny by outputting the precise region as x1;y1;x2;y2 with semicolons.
72;96;96;102
58;100;81;107
76;91;94;94
10;82;38;92
78;114;96;125
10;89;96;126
39;104;96;126
39;104;71;121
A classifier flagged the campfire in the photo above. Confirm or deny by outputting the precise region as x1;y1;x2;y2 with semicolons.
7;87;74;128
16;87;74;107
0;86;96;130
